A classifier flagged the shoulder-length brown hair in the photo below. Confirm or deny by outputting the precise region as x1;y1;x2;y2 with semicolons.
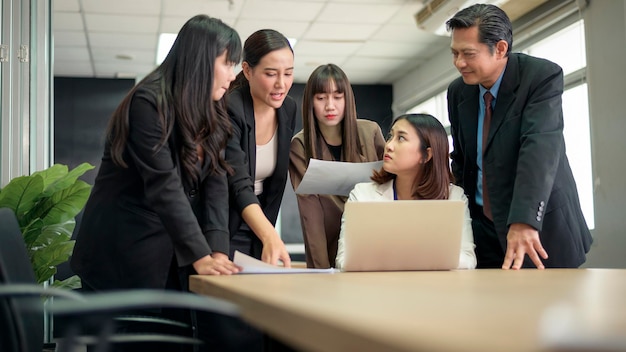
302;64;361;161
371;113;454;200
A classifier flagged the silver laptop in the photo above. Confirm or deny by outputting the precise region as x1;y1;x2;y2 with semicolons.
342;200;465;271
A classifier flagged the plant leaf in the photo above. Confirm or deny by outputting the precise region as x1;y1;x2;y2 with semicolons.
52;275;82;290
30;222;74;284
22;218;45;249
0;175;45;222
42;221;76;239
27;180;92;226
32;164;68;193
30;220;74;250
48;240;76;267
32;236;75;283
41;163;94;197
35;266;56;285
4;163;93;289
43;180;92;226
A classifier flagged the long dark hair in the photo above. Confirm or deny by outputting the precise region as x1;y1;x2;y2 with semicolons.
228;29;293;92
446;3;512;56
302;64;362;162
371;114;453;200
106;15;241;182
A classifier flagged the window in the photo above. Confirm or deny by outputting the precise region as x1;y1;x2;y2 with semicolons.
406;91;453;154
561;83;594;228
524;20;594;228
407;91;449;128
524;21;586;76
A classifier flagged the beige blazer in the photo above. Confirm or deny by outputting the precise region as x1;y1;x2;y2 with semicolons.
289;119;385;268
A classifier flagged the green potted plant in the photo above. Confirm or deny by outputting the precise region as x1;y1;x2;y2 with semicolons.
0;163;94;289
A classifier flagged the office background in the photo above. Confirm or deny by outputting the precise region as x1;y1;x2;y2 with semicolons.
52;77;392;265
1;0;625;269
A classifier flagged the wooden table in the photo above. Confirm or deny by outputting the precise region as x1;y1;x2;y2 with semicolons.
190;269;626;352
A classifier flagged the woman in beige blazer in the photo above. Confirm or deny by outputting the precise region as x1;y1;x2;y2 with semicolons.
289;64;385;268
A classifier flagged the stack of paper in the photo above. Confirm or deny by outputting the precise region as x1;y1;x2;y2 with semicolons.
234;251;336;274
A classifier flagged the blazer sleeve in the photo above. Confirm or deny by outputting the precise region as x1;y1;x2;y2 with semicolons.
127;94;211;267
335;183;370;270
451;187;477;269
288;133;306;191
356;119;385;161
372;122;386;159
447;80;465;187
226;93;260;212
508;62;564;229
201;165;230;255
289;135;332;268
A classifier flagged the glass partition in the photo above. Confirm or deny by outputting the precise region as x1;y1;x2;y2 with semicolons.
0;0;52;187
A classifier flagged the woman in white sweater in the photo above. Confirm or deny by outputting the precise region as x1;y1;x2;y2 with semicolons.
336;113;477;270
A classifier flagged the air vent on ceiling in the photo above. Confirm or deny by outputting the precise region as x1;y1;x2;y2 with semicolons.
415;0;466;35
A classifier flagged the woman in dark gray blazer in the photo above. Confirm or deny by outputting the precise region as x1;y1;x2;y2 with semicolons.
71;15;241;296
225;29;296;266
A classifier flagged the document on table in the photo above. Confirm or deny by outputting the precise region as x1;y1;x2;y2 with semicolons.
234;251;337;274
295;159;383;196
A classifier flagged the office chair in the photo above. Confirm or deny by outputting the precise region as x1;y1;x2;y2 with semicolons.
0;207;239;352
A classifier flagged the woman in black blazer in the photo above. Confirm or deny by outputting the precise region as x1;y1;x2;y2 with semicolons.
195;29;297;352
225;29;296;266
71;15;241;296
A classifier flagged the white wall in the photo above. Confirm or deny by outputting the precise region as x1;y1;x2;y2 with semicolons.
392;45;455;116
581;0;626;268
393;0;626;268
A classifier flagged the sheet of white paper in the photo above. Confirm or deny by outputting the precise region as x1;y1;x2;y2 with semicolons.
234;251;336;274
295;159;383;196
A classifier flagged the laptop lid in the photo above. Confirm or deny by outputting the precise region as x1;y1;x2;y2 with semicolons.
342;200;465;271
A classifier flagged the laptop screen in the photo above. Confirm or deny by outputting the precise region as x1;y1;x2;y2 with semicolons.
342;200;464;271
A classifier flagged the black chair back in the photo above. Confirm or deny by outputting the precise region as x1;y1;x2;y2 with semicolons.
0;207;44;352
0;207;242;351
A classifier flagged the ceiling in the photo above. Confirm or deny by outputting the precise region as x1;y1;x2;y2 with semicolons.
52;0;545;84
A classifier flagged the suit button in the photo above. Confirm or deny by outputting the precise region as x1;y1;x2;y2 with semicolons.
540;201;545;207
537;211;543;217
539;206;544;212
189;189;198;198
536;216;541;221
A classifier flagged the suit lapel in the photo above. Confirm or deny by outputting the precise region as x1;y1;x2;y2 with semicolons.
485;54;519;153
376;181;394;200
261;101;293;207
320;142;334;161
458;84;479;164
275;105;291;177
242;89;257;178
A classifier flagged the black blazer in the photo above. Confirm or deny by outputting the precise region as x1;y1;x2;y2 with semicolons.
71;81;229;290
448;53;592;268
225;85;297;245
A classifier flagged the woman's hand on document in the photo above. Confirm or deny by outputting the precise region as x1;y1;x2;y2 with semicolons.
193;252;241;275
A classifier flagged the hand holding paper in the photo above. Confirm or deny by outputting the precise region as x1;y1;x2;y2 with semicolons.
295;159;383;196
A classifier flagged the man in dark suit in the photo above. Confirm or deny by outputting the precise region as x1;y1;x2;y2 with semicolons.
446;4;592;269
